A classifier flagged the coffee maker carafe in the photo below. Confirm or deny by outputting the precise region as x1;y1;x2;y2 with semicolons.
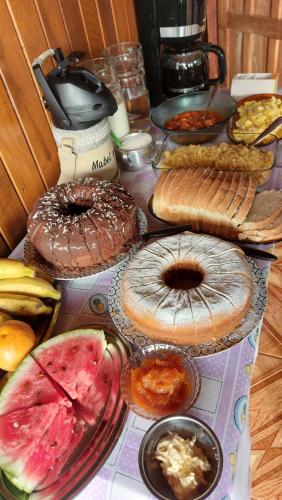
162;41;226;96
135;0;227;104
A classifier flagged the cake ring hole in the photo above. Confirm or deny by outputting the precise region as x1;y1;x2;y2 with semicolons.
64;203;90;217
163;263;204;291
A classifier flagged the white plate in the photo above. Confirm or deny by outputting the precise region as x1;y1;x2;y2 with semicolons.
108;257;267;357
24;208;147;280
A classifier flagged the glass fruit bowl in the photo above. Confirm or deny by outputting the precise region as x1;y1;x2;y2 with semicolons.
121;344;201;420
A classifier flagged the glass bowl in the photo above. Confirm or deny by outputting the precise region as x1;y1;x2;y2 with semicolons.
227;93;282;145
151;91;237;145
150;132;278;189
120;344;201;420
139;414;223;500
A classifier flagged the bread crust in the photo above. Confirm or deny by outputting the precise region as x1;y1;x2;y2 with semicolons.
238;190;282;231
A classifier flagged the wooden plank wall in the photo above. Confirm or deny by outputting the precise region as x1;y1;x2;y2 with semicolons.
214;0;282;87
0;0;138;257
0;0;281;257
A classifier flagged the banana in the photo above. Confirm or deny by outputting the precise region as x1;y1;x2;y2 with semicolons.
0;312;12;323
0;259;35;280
0;277;61;300
0;293;52;317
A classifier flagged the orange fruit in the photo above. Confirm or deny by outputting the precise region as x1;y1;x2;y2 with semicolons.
0;320;36;371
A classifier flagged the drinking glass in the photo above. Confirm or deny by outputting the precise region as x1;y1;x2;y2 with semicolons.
81;58;130;138
104;42;150;130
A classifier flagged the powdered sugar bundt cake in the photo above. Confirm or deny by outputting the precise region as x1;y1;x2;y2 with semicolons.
121;232;253;345
27;177;137;270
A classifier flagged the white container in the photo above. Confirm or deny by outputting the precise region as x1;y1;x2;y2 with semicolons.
108;89;130;138
231;73;279;97
52;119;118;184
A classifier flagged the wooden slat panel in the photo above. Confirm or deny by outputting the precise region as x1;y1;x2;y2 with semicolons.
206;0;218;80
0;78;45;213
267;0;282;85
35;0;71;55
242;1;254;72
96;0;118;47
218;0;228;77
0;0;59;188
227;11;282;38
59;0;90;56
7;0;53;73
124;0;139;41
226;0;244;86
0;235;10;257
0;157;27;250
80;0;105;57
246;0;271;73
111;0;130;42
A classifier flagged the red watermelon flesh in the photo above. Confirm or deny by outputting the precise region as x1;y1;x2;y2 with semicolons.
18;406;75;493
32;329;107;400
0;403;60;478
74;349;113;425
104;344;121;421
37;417;86;491
0;355;70;416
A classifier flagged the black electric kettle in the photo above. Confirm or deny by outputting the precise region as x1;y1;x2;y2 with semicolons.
161;41;227;96
32;48;117;130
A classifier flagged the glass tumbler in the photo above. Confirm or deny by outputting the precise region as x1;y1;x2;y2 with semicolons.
81;58;130;139
104;42;150;130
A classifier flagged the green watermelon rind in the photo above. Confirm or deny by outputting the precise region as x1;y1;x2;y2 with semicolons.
2;470;29;498
0;328;108;496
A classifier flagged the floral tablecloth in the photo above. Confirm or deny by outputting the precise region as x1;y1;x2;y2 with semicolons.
12;135;282;500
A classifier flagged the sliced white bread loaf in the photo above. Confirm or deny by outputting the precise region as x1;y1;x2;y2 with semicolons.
238;190;282;231
152;168;257;238
239;211;282;242
232;176;257;226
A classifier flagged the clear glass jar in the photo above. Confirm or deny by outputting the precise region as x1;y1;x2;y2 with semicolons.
104;43;150;130
80;58;130;138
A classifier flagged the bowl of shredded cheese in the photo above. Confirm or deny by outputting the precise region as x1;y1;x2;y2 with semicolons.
139;415;223;500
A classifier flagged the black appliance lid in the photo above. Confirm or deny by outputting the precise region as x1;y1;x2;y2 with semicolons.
32;48;117;130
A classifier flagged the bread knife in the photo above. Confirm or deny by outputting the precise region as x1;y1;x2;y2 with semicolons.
142;226;277;261
235;243;277;261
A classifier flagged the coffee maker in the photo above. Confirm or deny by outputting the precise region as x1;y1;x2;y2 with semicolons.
134;0;227;105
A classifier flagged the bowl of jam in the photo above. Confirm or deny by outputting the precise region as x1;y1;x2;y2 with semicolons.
120;344;201;420
151;91;237;145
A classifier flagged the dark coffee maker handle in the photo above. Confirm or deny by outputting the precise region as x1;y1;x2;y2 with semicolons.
203;44;227;86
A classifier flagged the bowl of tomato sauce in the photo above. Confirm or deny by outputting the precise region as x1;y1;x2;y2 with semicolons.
121;344;201;420
151;91;237;144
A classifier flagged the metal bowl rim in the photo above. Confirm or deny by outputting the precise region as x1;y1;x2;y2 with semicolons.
138;414;223;500
151;93;237;133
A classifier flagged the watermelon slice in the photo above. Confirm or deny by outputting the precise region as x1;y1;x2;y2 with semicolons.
32;329;107;400
37;417;86;491
10;406;75;493
74;349;113;425
0;403;60;478
104;344;121;421
0;355;70;416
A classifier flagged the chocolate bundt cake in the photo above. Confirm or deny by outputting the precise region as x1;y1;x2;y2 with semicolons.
27;177;137;270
